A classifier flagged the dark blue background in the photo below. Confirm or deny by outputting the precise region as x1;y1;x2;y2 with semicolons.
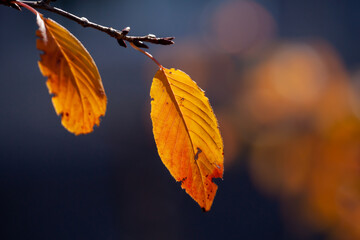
1;0;359;239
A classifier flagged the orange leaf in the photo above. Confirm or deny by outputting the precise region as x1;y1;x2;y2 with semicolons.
36;15;106;135
150;68;224;211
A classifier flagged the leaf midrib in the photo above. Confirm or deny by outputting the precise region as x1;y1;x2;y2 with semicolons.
162;69;209;209
45;19;86;129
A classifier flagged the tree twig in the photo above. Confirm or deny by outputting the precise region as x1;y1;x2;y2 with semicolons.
1;0;174;48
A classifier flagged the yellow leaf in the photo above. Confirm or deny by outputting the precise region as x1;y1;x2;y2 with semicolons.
36;15;106;135
150;68;224;211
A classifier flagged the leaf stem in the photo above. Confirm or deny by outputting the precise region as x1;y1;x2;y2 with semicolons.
13;1;37;15
130;42;163;69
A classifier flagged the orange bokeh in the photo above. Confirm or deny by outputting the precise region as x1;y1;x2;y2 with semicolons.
241;41;360;239
149;1;360;237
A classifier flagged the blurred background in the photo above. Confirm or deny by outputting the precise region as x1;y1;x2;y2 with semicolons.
1;0;360;239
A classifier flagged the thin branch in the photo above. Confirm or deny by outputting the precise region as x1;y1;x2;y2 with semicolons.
2;0;174;48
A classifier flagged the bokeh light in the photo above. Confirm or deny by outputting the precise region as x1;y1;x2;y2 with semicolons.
204;0;276;55
238;41;360;239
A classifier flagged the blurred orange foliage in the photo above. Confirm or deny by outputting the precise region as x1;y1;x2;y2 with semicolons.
241;42;360;239
151;1;360;237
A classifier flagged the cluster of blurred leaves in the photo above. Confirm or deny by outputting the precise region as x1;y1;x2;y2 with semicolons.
244;42;360;240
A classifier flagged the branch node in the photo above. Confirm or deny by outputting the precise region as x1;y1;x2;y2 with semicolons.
79;17;89;27
132;40;149;49
121;27;130;36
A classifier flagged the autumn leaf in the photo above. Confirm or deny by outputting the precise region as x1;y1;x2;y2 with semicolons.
36;14;106;135
150;67;224;211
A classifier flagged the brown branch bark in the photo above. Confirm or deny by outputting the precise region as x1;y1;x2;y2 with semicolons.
1;0;174;48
